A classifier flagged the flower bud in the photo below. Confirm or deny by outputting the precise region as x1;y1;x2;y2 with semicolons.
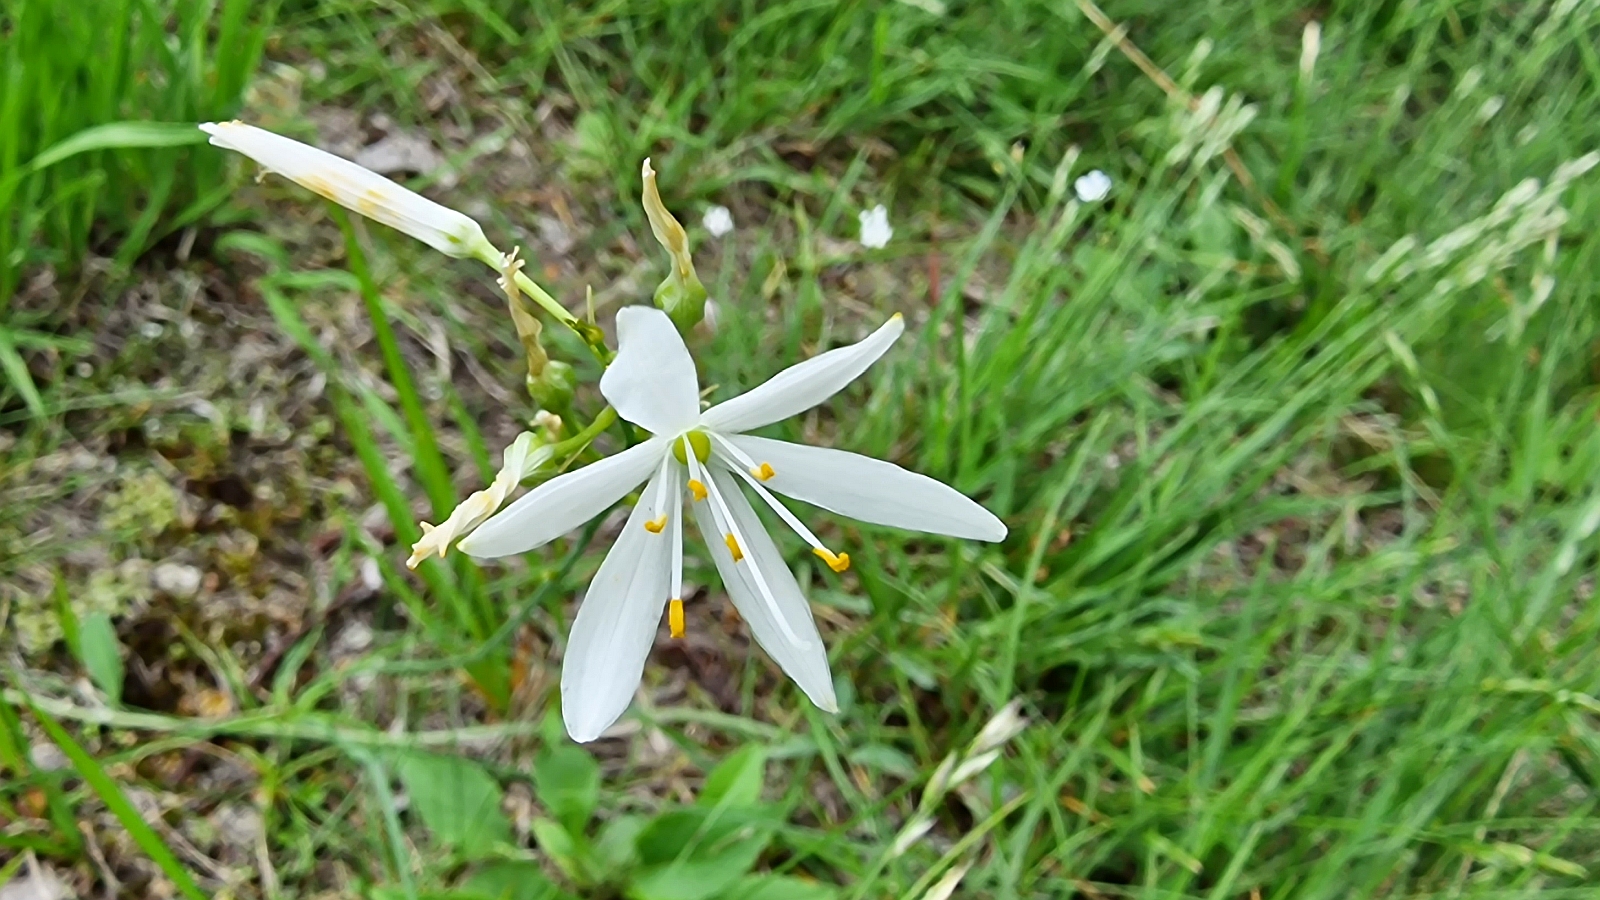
527;360;576;411
641;158;707;333
200;121;498;260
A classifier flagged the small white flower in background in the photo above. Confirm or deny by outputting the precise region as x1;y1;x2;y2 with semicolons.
199;121;499;262
458;307;1007;741
858;204;893;249
702;204;734;238
1074;169;1113;203
970;698;1029;755
701;298;720;334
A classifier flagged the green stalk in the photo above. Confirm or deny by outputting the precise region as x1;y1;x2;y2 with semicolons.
334;207;458;521
511;267;614;364
28;702;208;900
262;279;509;710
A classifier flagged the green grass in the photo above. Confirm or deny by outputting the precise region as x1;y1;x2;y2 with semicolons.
0;0;274;415
5;0;1600;897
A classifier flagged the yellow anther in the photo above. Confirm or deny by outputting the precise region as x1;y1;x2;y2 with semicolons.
751;462;776;481
687;479;708;502
669;598;685;638
643;515;667;534
813;547;851;573
725;533;744;562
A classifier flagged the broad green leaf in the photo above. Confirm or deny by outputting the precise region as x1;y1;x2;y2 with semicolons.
531;816;583;883
628;833;769;900
394;752;512;850
721;875;837;900
459;860;571;900
77;612;124;704
635;807;776;867
697;745;767;809
595;814;647;871
532;744;600;834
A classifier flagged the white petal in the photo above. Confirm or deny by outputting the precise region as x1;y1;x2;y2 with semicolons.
459;438;668;558
199;121;494;260
700;315;904;434
561;471;674;742
727;436;1006;541
690;468;836;711
600;307;702;436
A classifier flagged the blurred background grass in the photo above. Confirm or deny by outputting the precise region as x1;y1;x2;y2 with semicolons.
4;0;1600;898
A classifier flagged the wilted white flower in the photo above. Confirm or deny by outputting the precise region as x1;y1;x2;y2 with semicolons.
460;307;1007;741
702;205;734;238
407;433;554;568
1074;169;1113;203
859;204;893;249
199;121;498;262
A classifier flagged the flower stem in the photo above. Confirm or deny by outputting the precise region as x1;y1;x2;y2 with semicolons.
334;208;456;521
475;248;615;365
548;406;618;464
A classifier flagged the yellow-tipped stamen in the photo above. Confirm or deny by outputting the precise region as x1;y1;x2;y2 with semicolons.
688;479;708;501
725;533;744;562
692;459;806;647
714;435;851;579
644;515;667;534
669;598;685;638
813;547;851;573
751;461;776;481
710;433;761;472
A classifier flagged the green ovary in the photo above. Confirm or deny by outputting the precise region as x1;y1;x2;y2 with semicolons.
670;430;712;465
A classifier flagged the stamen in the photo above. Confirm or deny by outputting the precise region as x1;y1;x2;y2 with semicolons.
752;462;776;481
725;533;744;562
643;454;674;534
669;598;685;638
813;547;851;572
687;479;708;501
670;486;684;610
692;464;805;646
711;433;760;472
714;441;853;576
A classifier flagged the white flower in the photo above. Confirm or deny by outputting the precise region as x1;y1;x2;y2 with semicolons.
702;205;734;238
459;308;1006;741
199;121;498;261
1074;169;1113;203
858;204;893;249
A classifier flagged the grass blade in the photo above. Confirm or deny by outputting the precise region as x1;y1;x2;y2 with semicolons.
26;701;208;900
